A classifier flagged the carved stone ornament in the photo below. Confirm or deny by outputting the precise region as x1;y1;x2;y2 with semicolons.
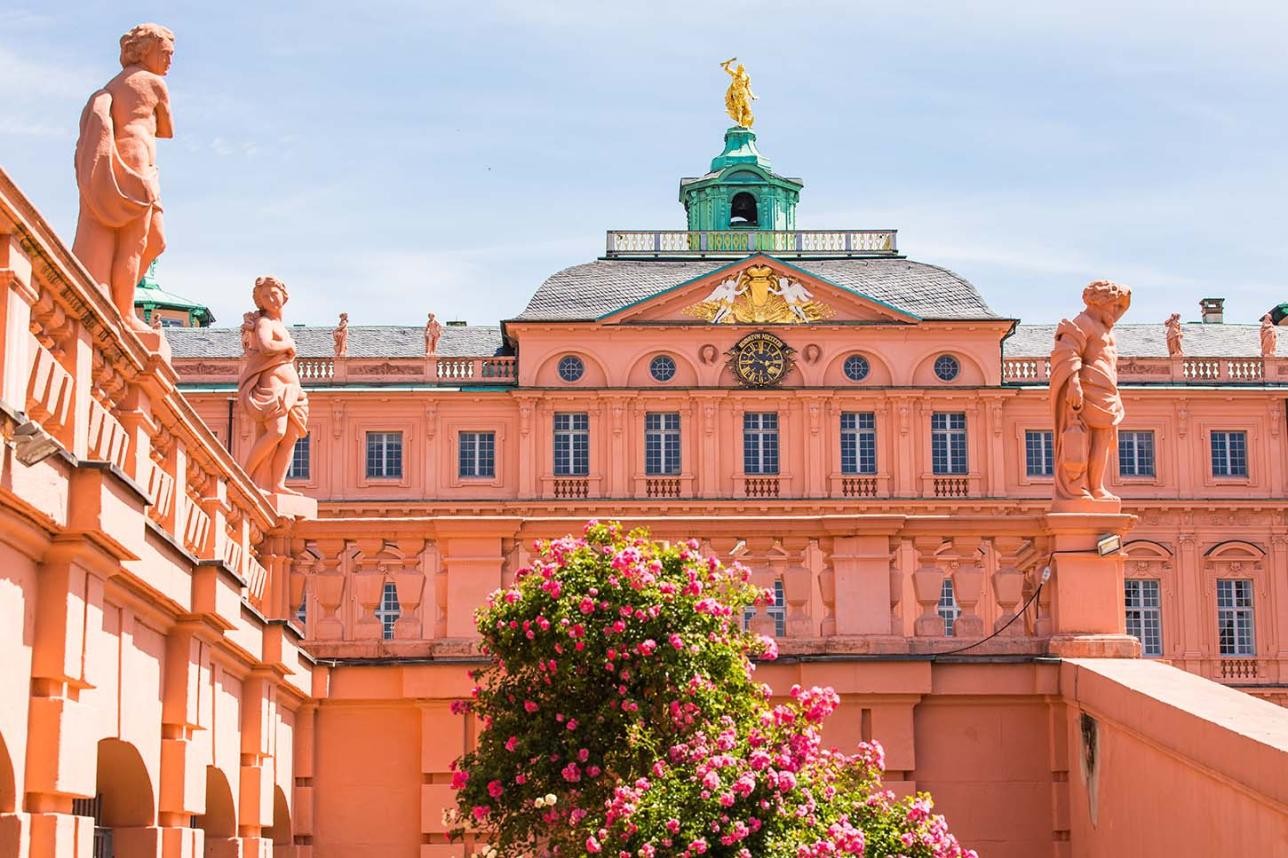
1050;280;1131;511
684;265;834;325
73;23;175;335
237;276;310;495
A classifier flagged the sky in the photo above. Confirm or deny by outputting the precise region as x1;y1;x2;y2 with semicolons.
3;1;1288;329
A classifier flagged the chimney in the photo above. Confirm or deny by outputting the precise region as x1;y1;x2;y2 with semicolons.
1199;297;1224;324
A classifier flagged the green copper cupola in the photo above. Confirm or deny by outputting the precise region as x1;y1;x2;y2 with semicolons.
679;126;803;231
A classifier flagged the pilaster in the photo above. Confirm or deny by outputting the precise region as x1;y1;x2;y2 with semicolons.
1044;513;1140;658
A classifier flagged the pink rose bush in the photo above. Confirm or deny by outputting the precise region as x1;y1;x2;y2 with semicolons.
450;521;975;857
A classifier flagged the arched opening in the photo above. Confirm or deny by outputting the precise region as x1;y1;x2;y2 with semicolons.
96;738;155;828
265;785;292;852
0;731;15;813
197;766;238;852
730;192;758;227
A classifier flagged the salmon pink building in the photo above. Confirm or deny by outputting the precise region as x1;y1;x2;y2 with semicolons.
1;83;1287;857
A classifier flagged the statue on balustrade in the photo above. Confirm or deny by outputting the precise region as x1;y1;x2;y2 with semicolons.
1050;280;1132;509
72;23;175;333
1262;314;1277;358
425;312;443;355
1165;313;1183;357
333;312;349;357
720;58;756;128
238;276;310;495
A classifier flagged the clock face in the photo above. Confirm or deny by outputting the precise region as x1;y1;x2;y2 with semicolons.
731;332;792;387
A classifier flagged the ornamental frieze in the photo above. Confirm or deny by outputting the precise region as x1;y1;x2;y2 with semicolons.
684;263;834;324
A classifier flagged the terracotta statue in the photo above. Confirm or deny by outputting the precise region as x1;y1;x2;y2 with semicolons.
720;58;756;128
150;313;162;330
72;23;175;333
238;276;309;495
1165;313;1183;357
1050;280;1132;507
1261;314;1277;358
333;312;349;357
424;312;443;355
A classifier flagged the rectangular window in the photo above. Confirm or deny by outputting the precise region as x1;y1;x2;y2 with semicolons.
1118;430;1156;478
1216;579;1255;656
1124;579;1162;657
295;595;307;627
644;412;681;476
365;431;403;479
743;580;787;638
1210;430;1248;477
931;412;968;475
553;413;590;476
375;582;401;641
938;578;960;637
1024;430;1054;477
840;412;877;475
743;412;780;475
287;433;311;480
459;431;496;478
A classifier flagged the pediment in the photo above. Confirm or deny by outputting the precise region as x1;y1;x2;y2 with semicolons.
599;256;920;326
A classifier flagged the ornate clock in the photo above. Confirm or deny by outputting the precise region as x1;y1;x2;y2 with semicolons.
729;332;793;388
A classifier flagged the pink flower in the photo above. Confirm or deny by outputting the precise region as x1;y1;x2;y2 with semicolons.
523;700;539;713
450;769;469;790
504;735;519;752
487;779;504;798
668;633;684;650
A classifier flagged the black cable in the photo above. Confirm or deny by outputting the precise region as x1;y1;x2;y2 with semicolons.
928;561;1052;659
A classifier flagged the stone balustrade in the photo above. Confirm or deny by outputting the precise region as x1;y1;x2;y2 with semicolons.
0;170;282;617
1004;354;1287;384
174;354;518;387
604;229;899;258
288;514;1109;660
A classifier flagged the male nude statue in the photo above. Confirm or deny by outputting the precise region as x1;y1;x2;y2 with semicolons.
73;23;174;333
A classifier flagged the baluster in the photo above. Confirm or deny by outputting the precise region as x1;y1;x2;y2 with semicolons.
912;537;946;636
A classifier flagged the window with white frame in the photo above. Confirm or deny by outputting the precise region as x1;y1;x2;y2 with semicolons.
375;582;401;641
459;431;496;478
1210;430;1248;477
1118;430;1156;477
1024;429;1053;477
365;431;403;479
644;412;681;476
553;412;590;476
742;580;787;637
840;412;876;475
288;433;310;480
743;412;779;475
1216;579;1255;656
938;578;960;636
1124;579;1162;656
931;412;968;475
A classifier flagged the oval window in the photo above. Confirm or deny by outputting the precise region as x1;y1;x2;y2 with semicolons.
934;354;961;382
843;354;870;382
558;355;585;383
650;354;677;382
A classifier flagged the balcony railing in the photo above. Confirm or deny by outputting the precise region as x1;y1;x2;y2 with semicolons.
1003;355;1285;385
605;229;899;258
174;355;517;386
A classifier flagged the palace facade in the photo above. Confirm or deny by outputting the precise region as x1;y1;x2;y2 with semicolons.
2;116;1286;858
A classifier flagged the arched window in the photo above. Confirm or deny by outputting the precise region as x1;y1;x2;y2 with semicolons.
730;192;758;227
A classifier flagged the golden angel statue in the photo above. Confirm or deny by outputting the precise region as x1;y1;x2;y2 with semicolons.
720;58;757;128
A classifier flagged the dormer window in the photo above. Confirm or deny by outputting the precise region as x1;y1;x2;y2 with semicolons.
730;192;758;227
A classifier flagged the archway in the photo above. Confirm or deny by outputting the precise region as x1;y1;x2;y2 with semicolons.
730;192;758;227
197;766;238;856
90;738;156;858
265;785;292;854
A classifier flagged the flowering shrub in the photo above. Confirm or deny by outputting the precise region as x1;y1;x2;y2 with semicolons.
450;521;976;857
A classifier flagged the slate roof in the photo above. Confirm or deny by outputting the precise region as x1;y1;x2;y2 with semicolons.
1004;323;1286;358
166;325;507;359
512;257;1001;322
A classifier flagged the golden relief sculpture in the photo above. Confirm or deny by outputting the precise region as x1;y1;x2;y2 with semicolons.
721;57;756;128
684;264;834;324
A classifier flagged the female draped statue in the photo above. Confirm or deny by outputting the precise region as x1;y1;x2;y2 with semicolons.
720;58;757;128
1050;280;1132;508
238;276;309;494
